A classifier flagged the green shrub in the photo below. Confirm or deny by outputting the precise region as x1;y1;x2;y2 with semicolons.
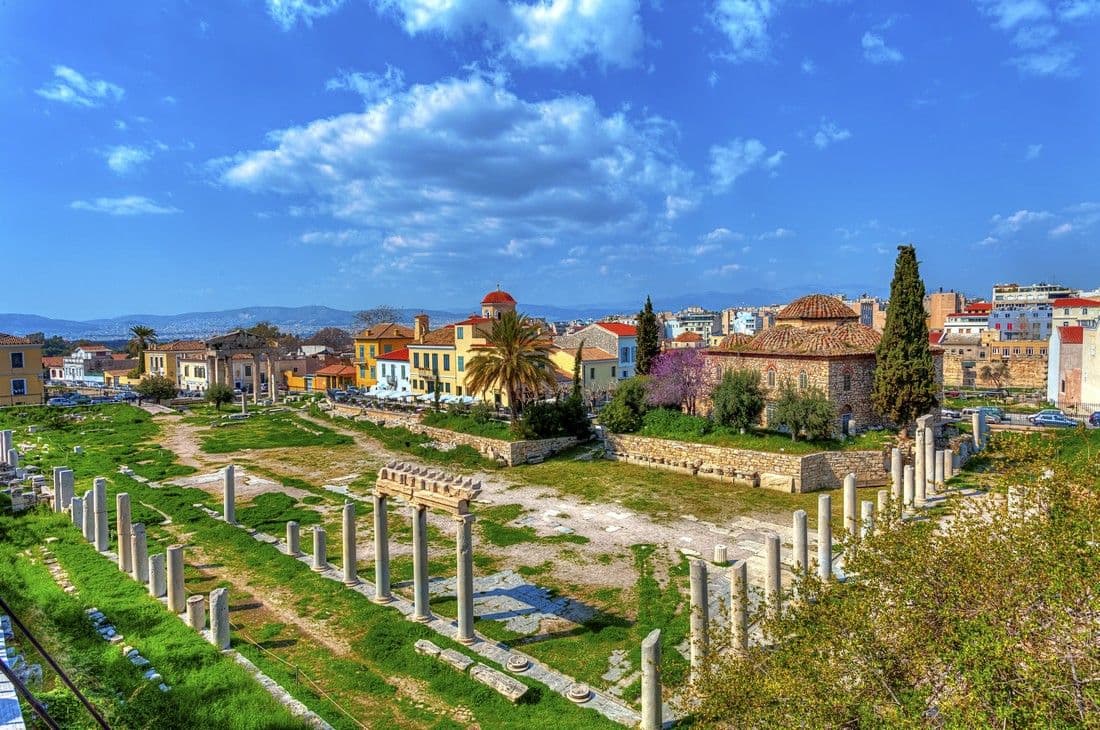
514;396;590;440
639;408;713;438
773;380;836;441
711;368;765;432
599;377;649;433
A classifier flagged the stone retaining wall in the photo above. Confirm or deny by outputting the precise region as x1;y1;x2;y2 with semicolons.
603;433;888;493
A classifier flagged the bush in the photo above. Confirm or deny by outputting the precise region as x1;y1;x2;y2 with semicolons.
711;369;765;432
773;381;836;441
135;374;177;403
514;396;590;440
469;401;494;424
206;383;234;411
599;377;649;433
639;408;713;438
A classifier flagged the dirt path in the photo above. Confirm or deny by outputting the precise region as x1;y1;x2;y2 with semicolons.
154;413;211;469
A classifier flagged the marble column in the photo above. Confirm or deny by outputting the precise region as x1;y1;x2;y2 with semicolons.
890;447;902;504
456;514;475;645
860;500;874;539
342;502;358;585
267;360;277;403
792;509;808;576
817;494;831;580
166;545;186;614
765;533;781;619
0;431;9;464
843;473;858;539
903;465;915;509
116;493;132;573
372;493;391;603
92;478;108;552
286;520;300;556
186;595;206;631
131;523;148;584
149;553;166;598
312;527;327;572
210;587;230;650
943;449;954;482
81;489;94;542
923;422;936;485
729;559;748;653
971;411;982;450
6;449;18;470
70;496;84;529
933;450;945;493
688;559;708;679
713;545;728;565
914;431;926;505
979;410;988;448
252;356;261;405
640;628;662;730
412;505;431;622
222;465;236;524
876;489;889;517
59;469;74;513
52;467;64;512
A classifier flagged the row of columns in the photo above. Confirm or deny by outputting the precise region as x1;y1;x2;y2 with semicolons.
207;354;278;405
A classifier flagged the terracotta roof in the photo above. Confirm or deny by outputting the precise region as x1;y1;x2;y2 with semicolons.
77;343;110;351
315;363;357;377
575;347;616;361
929;330;942;345
719;322;880;356
596;322;637;336
1059;326;1084;345
776;294;858;322
482;289;516;305
964;301;992;313
151;340;206;352
673;332;703;342
43;356;64;367
357;323;414;340
716;333;753;350
111;353;131;360
416;326;456;346
377;347;410;362
0;333;36;345
1053;298;1100;308
454;315;492;326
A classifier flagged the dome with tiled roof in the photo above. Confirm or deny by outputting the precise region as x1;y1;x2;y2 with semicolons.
717;333;754;350
777;294;858;323
738;322;880;356
482;289;516;305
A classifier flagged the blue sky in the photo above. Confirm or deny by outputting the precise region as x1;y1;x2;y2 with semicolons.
2;0;1098;319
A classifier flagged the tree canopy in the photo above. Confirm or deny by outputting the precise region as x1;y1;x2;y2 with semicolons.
464;310;556;419
711;368;765;432
135;374;175;403
127;325;157;374
773;380;836;441
645;349;708;416
635;296;661;376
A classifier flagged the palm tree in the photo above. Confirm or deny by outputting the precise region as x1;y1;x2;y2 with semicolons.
128;325;158;374
464;310;557;419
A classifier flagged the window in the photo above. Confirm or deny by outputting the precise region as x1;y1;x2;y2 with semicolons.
799;371;808;390
621;347;629;362
1061;379;1066;393
843;372;851;391
360;366;366;378
457;386;463;396
767;369;776;388
457;356;464;372
590;367;596;380
359;345;365;359
370;366;376;379
11;379;26;396
414;353;420;368
456;327;464;339
443;355;450;371
1026;348;1033;356
369;345;376;358
244;365;252;377
427;381;434;393
1014;348;1020;355
1065;308;1070;315
612;366;616;378
10;352;23;369
445;383;451;393
431;353;438;372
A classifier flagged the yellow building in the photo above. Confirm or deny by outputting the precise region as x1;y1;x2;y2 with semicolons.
353;323;414;388
549;346;619;395
144;340;207;388
0;334;44;406
408;315;461;398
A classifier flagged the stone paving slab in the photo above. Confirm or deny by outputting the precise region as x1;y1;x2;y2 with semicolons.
0;619;25;730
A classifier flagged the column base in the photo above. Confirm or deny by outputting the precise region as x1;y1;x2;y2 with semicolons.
312;565;327;573
457;634;476;646
343;578;359;587
412;613;433;623
372;594;393;604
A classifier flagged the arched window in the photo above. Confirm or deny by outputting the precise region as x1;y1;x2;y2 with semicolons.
767;369;776;388
799;371;808;390
843;372;851;391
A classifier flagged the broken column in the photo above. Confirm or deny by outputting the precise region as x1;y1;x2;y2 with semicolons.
166;545;186;614
222;465;235;524
186;595;206;631
70;495;84;529
933;449;945;493
342;502;358;585
971;411;982;450
311;527;327;572
792;509;808;576
688;559;708;680
411;505;431;622
860;500;874;539
765;533;781;619
817;494;832;580
456;514;475;645
843;473;858;539
876;489;889;516
116;493;132;573
923;419;936;486
92;477;108;552
903;465;915;510
52;467;64;512
729;559;748;653
372;493;391;603
58;469;74;513
285;520;300;556
131;523;148;584
81;489;94;541
149;553;166;598
640;628;662;730
6;449;18;471
914;429;926;506
713;544;728;565
0;430;10;464
890;447;902;503
943;449;954;481
210;587;230;650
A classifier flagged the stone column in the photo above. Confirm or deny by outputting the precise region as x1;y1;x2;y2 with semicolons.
210;587;230;650
7;449;18;470
876;489;889;517
860;500;874;539
979;410;988;447
843;473;858;539
71;496;84;529
456;514;475;645
903;465;915;509
52;467;64;512
640;628;662;730
712;545;728;565
914;431;926;506
342;502;358;585
59;469;74;513
933;449;945;493
286;521;300;556
186;595;206;631
252;356;261;405
729;559;748;653
817;494;831;580
82;489;94;542
92;478;108;552
166;545;186;614
765;533;781;619
116;493;132;573
312;527;327;571
0;430;9;464
222;464;236;524
149;553;166;598
792;509;808;576
890;447;902;503
943;449;954;482
412;505;431;622
373;493;391;603
923;422;936;485
131;523;148;584
688;559;708;679
971;411;981;450
267;360;277;403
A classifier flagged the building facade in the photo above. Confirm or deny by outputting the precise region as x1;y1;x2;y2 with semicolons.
924;290;965;331
144;340;207;388
373;347;412;395
0;334;44;406
352;323;414;388
553;321;637;381
1052;298;1100;329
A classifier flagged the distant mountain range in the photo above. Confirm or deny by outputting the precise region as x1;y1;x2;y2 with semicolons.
0;287;830;340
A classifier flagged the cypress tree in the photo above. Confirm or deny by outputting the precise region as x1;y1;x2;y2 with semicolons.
635;296;661;375
872;244;939;433
571;341;584;399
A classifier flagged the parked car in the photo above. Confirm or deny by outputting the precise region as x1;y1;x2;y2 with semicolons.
1027;408;1066;424
944;390;961;398
940;408;962;420
977;406;1005;423
1031;413;1078;428
69;394;91;405
47;396;75;407
1089;411;1100;427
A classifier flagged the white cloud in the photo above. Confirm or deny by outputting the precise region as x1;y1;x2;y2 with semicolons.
326;66;406;103
977;236;999;246
989;208;1052;234
692;243;721;255
215;72;693;275
702;226;743;242
36;65;124;107
104;145;152;175
1025;143;1043;159
372;0;644;69
115;119;128;131
974;0;1086;76
1048;222;1073;236
70;196;180;216
267;0;345;29
1012;23;1058;46
759;227;794;239
1058;0;1100;19
1010;44;1078;75
300;229;366;245
711;0;778;63
717;262;742;275
811;118;852;149
709;137;784;191
861;32;903;63
801;57;816;74
974;0;1051;30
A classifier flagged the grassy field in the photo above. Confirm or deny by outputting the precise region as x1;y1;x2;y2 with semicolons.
421;410;516;441
188;410;354;453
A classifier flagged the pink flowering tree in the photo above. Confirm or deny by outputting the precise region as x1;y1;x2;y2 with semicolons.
645;348;709;415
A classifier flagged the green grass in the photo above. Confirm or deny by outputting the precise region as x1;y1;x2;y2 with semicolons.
237;492;322;532
198;412;354;453
422;409;516;441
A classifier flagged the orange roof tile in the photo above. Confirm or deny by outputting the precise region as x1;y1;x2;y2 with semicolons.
597;322;637;336
356;323;414;340
315;363;357;377
1053;298;1100;308
482;289;516;304
776;294;858;321
674;332;703;342
377;347;410;362
1059;326;1084;344
0;333;37;345
42;356;64;367
718;322;880;356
